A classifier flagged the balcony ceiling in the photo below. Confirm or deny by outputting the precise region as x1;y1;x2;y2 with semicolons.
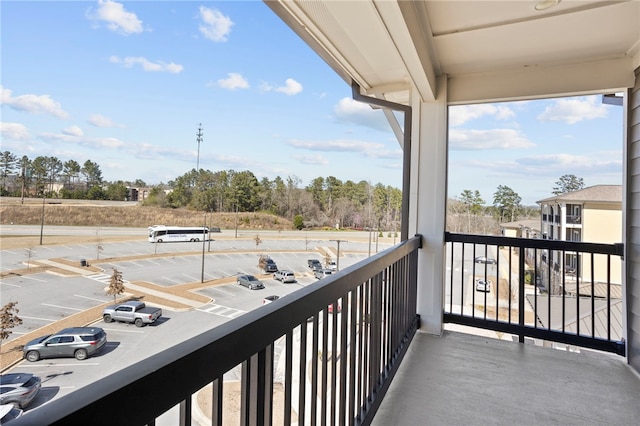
266;1;640;104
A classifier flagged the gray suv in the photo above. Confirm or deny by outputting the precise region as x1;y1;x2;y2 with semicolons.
314;269;333;279
23;327;107;362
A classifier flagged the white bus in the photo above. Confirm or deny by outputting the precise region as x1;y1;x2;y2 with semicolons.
148;225;210;243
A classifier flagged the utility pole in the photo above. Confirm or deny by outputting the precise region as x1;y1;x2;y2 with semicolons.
330;239;347;271
201;213;206;283
196;123;203;171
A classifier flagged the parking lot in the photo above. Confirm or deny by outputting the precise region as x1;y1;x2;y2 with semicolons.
0;226;387;419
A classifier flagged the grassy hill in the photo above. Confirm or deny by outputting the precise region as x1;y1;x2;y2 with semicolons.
0;197;292;230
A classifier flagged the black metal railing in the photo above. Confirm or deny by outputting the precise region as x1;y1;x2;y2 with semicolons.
566;214;581;224
444;232;625;355
15;236;422;426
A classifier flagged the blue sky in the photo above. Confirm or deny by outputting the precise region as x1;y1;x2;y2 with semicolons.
1;1;623;206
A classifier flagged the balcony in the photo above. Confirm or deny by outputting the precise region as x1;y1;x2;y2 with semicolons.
566;214;582;225
12;234;639;425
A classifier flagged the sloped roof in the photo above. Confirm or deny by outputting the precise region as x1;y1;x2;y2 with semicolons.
500;219;540;231
536;185;622;204
526;294;623;342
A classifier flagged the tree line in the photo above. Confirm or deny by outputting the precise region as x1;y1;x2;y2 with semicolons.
145;169;403;231
448;175;585;234
0;151;402;231
0;151;583;233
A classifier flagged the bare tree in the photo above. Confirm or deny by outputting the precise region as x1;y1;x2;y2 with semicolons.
106;268;125;303
96;229;104;260
0;302;23;341
24;245;35;269
254;234;262;251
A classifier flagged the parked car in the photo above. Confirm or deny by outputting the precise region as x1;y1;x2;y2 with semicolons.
328;301;342;314
262;295;280;305
0;404;22;423
237;274;265;290
273;270;296;283
0;373;41;409
23;327;107;362
475;256;496;264
258;255;278;272
314;269;333;279
307;259;322;271
102;301;162;327
327;260;338;271
475;279;492;292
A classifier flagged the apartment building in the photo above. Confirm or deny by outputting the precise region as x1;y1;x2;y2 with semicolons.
537;184;623;285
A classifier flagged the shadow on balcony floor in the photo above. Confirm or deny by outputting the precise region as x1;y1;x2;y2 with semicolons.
373;330;640;425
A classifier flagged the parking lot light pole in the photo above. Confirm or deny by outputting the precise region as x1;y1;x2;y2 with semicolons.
201;214;206;283
330;239;346;271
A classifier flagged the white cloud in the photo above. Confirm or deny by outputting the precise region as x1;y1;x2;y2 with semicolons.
449;104;515;126
288;138;382;152
537;96;608;124
275;78;303;95
88;114;123;128
449;128;535;150
292;154;328;165
516;153;621;173
287;138;400;159
87;0;143;35
217;73;249;90
1;86;69;119
199;6;233;42
62;125;84;137
0;122;30;141
260;78;303;96
40;131;125;149
110;56;183;73
333;98;390;132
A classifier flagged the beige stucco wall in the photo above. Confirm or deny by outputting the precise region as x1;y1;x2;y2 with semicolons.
583;202;622;244
581;202;623;284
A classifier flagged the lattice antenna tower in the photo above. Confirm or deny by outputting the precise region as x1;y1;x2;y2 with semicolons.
196;123;204;171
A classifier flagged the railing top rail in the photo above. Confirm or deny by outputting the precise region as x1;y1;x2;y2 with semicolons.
445;232;623;256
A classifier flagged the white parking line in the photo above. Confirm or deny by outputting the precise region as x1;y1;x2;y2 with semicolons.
74;295;110;303
42;303;83;311
210;287;235;297
161;276;183;284
182;274;199;282
102;328;144;334
198;304;245;319
0;282;21;287
20;275;48;283
23;363;100;367
20;315;57;322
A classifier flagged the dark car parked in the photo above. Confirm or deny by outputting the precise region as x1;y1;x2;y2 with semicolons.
258;255;278;272
0;373;41;409
237;274;265;290
308;259;322;271
23;327;107;362
474;256;496;264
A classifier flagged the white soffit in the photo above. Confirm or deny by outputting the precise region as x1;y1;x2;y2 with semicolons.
268;1;640;104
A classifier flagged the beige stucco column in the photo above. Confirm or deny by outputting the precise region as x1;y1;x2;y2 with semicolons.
408;77;448;334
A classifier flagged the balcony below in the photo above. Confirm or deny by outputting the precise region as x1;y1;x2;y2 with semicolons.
373;328;640;425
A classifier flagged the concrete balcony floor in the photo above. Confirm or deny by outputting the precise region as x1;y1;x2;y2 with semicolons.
373;329;640;425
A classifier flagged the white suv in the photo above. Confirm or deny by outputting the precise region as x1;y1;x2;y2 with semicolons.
274;270;296;283
314;269;333;279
